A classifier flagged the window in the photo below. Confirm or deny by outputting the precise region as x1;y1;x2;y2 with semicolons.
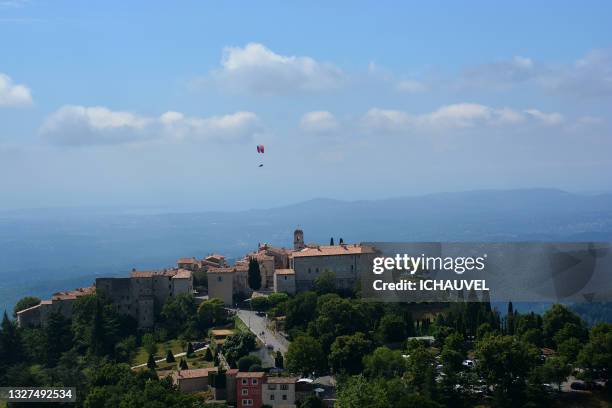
282;395;287;400
316;268;319;273
280;384;289;390
218;276;223;282
241;389;248;396
242;379;248;385
308;268;311;273
252;379;258;385
270;395;275;400
268;385;277;390
242;399;253;406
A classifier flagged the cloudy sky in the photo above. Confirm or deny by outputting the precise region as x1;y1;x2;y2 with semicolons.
1;1;611;210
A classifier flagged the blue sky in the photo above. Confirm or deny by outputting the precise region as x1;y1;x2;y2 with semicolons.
1;1;611;210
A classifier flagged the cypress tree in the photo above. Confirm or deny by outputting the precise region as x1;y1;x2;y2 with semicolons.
179;358;188;370
0;311;22;366
187;342;194;357
330;237;334;245
248;258;262;291
147;353;157;369
166;349;175;363
204;347;213;361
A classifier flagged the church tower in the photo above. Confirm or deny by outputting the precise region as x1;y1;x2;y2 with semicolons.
294;228;305;250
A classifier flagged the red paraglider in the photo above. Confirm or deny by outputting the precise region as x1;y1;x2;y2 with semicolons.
256;144;265;167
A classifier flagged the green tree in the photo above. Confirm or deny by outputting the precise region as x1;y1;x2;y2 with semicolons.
330;237;334;245
248;258;262;291
186;342;194;357
250;296;270;312
160;294;196;337
299;395;324;408
541;356;571;391
268;292;289;307
72;294;120;357
476;334;539;406
223;332;257;366
285;291;318;332
198;298;228;328
313;270;336;294
237;355;261;372
336;375;389;408
44;311;72;366
542;304;584;347
377;314;407;344
146;353;157;369
275;350;284;368
363;346;406;379
557;337;583;363
286;335;326;376
405;342;436;394
329;332;372;375
576;322;612;383
142;333;158;356
166;349;175;363
204;347;213;361
0;311;23;369
179;358;188;370
13;296;41;317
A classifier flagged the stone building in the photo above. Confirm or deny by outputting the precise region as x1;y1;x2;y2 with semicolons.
95;268;193;328
273;269;296;294
172;367;218;393
207;267;236;305
289;244;376;292
17;286;95;328
262;377;298;407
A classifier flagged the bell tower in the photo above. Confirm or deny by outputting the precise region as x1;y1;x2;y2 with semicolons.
294;228;305;250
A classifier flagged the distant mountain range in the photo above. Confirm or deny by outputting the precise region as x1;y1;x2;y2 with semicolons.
2;188;612;314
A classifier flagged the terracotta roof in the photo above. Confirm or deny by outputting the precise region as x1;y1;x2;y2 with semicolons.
207;267;235;274
177;257;197;264
236;371;266;378
175;367;218;379
267;377;297;384
227;368;239;375
52;286;95;300
206;254;225;260
290;244;374;258
235;264;248;272
275;269;295;276
172;269;192;279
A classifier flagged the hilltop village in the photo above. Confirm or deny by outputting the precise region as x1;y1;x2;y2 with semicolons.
17;229;375;329
7;230;610;408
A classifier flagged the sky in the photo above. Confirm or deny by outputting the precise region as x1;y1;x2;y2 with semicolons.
1;1;612;211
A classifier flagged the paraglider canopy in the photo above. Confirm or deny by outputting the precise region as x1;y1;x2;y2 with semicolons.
257;144;265;153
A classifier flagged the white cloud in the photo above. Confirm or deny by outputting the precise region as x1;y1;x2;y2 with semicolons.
524;109;564;126
361;108;413;134
300;111;339;134
361;103;564;134
396;79;427;93
542;49;612;97
40;105;261;146
0;73;32;107
459;56;538;89
208;43;344;94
